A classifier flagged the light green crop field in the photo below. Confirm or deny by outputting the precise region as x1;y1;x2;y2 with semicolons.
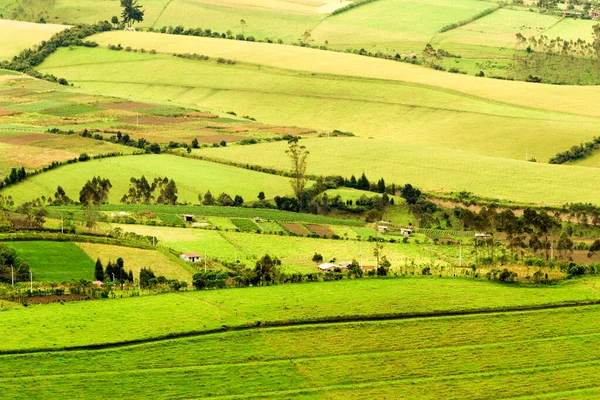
1;305;600;398
107;223;455;272
311;0;496;49
1;276;600;351
0;19;66;61
3;241;95;282
200;137;600;205
0;154;296;204
88;31;600;118
75;242;194;281
35;46;600;162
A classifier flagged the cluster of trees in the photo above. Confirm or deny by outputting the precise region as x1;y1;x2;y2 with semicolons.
0;244;30;284
120;176;178;205
15;200;48;229
199;191;243;207
2;167;26;188
549;137;600;164
94;257;133;283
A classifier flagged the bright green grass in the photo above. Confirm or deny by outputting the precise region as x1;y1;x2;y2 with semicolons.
1;306;600;398
0;154;295;204
1;276;600;351
205;216;238;230
200;137;600;205
5;100;68;112
230;217;260;232
257;220;285;233
312;0;497;47
0;19;66;61
37;46;600;163
3;241;95;282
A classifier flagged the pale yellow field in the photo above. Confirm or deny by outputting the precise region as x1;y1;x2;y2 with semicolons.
91;31;600;118
0;19;67;61
76;242;194;282
189;0;351;14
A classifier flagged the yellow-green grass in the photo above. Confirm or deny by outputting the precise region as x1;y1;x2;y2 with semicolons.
75;242;194;281
571;151;600;168
542;17;598;43
311;0;496;47
88;30;600;119
110;223;461;272
37;46;600;163
2;276;600;351
205;216;238;230
435;8;560;49
0;19;67;61
2;306;600;398
0;154;295;204
199;137;600;205
3;241;95;282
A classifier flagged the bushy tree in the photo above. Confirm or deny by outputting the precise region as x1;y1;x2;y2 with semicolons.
94;258;104;281
121;0;144;27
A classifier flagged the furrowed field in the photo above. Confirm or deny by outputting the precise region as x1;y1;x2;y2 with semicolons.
2;305;600;398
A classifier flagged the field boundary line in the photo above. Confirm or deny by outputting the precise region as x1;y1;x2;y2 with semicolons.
151;0;174;28
2;300;600;355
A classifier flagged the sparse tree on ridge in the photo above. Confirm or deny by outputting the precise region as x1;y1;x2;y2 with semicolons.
121;0;145;28
286;137;309;202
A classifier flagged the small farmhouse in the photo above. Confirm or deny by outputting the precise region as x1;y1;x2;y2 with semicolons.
400;228;413;236
377;226;388;233
318;263;338;272
180;252;201;262
183;214;194;222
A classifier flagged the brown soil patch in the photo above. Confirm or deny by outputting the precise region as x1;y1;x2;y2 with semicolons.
0;88;32;97
282;223;310;235
119;116;182;125
0;109;22;117
0;133;58;145
98;101;156;111
196;134;247;143
306;224;335;237
259;127;316;135
27;294;89;305
186;112;219;119
225;126;251;133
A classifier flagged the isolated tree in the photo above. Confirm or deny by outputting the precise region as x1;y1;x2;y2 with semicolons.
257;191;266;201
94;258;104;281
53;185;72;205
111;16;120;28
299;30;312;46
202;190;215;206
286;137;309;201
233;195;244;207
240;19;247;35
79;177;112;206
401;184;421;205
121;0;145;27
191;138;199;149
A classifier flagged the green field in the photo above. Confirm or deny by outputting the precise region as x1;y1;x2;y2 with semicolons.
1;304;600;398
1;276;600;351
201;137;600;205
0;154;296;204
4;241;95;282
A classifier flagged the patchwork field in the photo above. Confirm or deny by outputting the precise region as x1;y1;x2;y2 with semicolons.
108;223;458;271
0;154;297;204
4;241;95;282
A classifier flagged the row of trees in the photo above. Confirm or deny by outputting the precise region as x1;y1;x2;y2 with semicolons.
199;191;243;207
94;257;133;283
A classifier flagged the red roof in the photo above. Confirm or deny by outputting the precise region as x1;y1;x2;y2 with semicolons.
184;253;201;258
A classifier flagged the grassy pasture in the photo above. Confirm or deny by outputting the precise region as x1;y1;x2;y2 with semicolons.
88;31;600;118
37;46;600;164
75;242;194;281
1;276;600;351
1;305;600;398
4;241;95;282
0;154;295;204
311;0;497;48
0;19;66;61
201;137;600;205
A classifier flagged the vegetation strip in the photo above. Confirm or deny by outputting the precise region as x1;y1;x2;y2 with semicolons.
2;300;600;356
